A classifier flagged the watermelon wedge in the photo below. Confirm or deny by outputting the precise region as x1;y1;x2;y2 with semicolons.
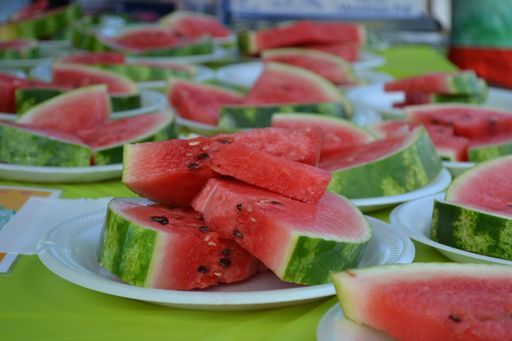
123;128;323;206
159;11;231;38
0;72;53;113
167;79;245;125
333;263;512;341
77;110;175;165
245;62;351;113
384;71;484;95
261;48;356;85
301;43;360;62
323;128;442;198
271;113;375;161
58;51;126;65
17;85;110;135
98;198;261;290
239;21;365;56
468;134;512;162
0;39;39;59
110;26;179;49
192;178;371;285
0;121;91;167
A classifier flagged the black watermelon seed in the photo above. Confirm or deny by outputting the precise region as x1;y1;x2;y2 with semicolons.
507;204;512;207
222;249;230;256
197;265;208;273
199;225;209;232
488;119;497;126
232;230;244;239
449;314;462;323
150;216;169;225
187;162;201;170
270;200;283;206
219;258;231;267
196;153;209;160
236;203;243;211
216;138;233;144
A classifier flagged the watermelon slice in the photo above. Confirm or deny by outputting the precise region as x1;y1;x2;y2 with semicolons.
77;111;175;165
0;120;91;167
218;102;351;129
192;178;371;285
204;141;331;203
110;26;179;50
98;198;261;290
333;263;512;341
0;39;39;59
271;113;375;161
323;128;442;198
239;21;365;56
384;71;484;95
58;51;126;65
123;128;323;206
17;85;110;135
397;88;487;106
261;48;356;85
300;43;360;62
245;62;351;112
0;72;53;113
467;134;512;162
159;11;231;38
167;79;245;125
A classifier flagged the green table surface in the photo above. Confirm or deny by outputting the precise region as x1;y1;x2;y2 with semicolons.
1;45;456;341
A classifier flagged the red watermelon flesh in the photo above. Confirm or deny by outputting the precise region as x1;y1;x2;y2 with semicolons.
384;72;472;93
107;198;261;290
0;39;36;51
160;11;231;38
58;52;126;65
333;263;512;341
301;43;360;62
168;79;244;125
245;62;344;105
470;132;512;148
128;60;196;75
17;85;111;135
205;142;331;203
369;121;418;138
112;27;179;49
52;63;138;95
447;155;512;217
0;72;54;113
261;48;356;85
271;113;374;162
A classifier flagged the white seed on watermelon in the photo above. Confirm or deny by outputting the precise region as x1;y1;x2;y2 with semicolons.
0;121;91;167
192;178;371;285
98;198;261;290
323;127;442;198
333;263;512;341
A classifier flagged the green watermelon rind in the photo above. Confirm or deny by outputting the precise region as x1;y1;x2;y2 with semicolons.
0;43;40;59
467;139;512;162
431;200;512;260
96;64;191;82
237;31;256;55
217;102;351;129
0;3;83;40
110;94;142;112
0;123;91;167
327;128;443;198
93;111;176;166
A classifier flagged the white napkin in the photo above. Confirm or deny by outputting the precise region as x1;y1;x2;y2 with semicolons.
0;197;111;255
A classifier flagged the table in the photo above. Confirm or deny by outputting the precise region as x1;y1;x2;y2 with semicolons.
0;45;455;341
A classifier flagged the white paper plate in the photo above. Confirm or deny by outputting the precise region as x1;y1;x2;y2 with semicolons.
442;160;475;177
349;168;451;212
0;57;53;70
390;193;512;265
215;59;389;90
317;304;393;341
126;46;233;64
37;213;414;310
0;163;122;183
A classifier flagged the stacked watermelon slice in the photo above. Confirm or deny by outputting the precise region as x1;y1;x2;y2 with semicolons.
98;127;372;290
0;85;175;167
384;71;488;107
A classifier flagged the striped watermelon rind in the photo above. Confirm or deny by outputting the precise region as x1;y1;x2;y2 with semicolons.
0;40;40;59
328;128;442;198
95;64;192;81
468;139;512;162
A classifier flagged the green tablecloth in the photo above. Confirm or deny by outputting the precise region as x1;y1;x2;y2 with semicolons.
0;45;456;341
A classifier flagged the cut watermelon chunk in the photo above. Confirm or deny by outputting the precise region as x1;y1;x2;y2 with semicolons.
123;128;323;206
0;120;91;167
384;71;484;95
77;111;175;165
58;51;126;65
467;133;512;162
167;79;245;125
52;63;139;96
17;85;110;135
245;62;351;111
110;26;179;50
261;48;356;85
333;263;512;341
323;128;442;198
192;178;371;285
239;20;365;55
301;43;360;62
271;113;375;162
0;72;53;113
204;141;331;203
98;198;261;290
159;11;231;38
